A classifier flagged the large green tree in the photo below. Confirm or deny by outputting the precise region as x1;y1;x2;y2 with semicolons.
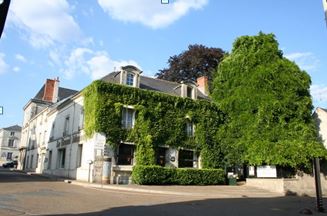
156;44;225;90
212;32;326;168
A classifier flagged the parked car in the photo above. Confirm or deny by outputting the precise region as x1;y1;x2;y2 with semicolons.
2;160;18;168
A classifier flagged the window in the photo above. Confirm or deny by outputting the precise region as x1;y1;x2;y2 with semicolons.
186;121;194;137
6;152;13;160
77;144;83;168
178;150;194;168
50;123;55;140
26;156;29;169
126;72;134;86
156;147;167;167
122;107;135;129
63;116;70;136
117;144;135;165
187;86;193;98
36;154;39;168
58;148;66;168
48;150;52;169
79;109;84;130
30;155;34;168
8;139;14;147
10;131;15;136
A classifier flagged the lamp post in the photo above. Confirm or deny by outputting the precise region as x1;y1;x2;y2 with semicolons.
313;157;324;212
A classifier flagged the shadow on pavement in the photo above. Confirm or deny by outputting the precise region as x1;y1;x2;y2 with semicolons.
47;196;327;216
0;168;57;183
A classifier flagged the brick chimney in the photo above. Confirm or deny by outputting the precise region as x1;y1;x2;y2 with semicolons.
42;77;59;103
197;76;209;96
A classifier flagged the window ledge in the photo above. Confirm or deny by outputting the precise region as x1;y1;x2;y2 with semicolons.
113;165;133;171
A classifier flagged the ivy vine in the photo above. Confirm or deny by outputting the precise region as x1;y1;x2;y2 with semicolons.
83;80;225;168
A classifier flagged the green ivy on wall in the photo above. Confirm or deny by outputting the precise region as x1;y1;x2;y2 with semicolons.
83;80;225;168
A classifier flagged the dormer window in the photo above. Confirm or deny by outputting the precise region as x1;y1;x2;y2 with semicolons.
180;82;197;99
119;65;142;88
126;72;134;86
187;86;193;98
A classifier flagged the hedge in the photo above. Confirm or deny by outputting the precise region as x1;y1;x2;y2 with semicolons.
132;165;225;185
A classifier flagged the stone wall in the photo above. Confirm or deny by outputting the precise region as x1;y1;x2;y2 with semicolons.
246;173;327;196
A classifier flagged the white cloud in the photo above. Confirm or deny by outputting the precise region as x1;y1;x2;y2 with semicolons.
285;52;319;72
62;48;93;79
13;66;20;72
311;84;327;103
9;0;81;48
58;48;140;80
49;50;61;66
87;52;140;80
0;53;9;75
97;0;208;29
15;54;27;62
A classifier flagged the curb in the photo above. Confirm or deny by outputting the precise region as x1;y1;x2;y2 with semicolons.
64;180;191;196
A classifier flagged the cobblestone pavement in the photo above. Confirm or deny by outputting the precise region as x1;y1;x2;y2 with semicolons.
0;168;325;216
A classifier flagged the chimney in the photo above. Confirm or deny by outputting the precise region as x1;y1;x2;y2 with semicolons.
42;78;59;103
197;76;209;96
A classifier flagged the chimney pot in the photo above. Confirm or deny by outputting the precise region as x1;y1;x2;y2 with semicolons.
42;78;59;103
197;76;209;96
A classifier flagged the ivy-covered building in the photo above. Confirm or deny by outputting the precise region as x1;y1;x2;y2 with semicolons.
20;65;224;184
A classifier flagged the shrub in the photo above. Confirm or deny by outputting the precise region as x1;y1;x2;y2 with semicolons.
132;165;175;185
132;165;225;185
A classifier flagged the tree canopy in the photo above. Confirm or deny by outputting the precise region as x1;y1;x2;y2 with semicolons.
156;44;225;89
212;32;326;168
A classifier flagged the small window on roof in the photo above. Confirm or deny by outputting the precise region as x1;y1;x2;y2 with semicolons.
187;86;193;98
126;72;134;86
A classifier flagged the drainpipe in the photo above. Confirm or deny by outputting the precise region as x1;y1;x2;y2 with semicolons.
67;102;76;179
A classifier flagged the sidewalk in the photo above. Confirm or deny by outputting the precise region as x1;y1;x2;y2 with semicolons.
64;179;284;198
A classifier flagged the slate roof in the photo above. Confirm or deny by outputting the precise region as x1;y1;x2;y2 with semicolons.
34;86;78;102
3;125;22;131
101;72;209;100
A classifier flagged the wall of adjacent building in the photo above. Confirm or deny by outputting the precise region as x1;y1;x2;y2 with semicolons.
315;108;327;149
0;128;21;165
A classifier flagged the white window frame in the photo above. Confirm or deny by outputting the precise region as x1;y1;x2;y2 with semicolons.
78;108;84;130
63;116;70;136
186;121;194;137
57;148;66;169
122;106;135;129
8;139;14;147
76;144;83;168
126;72;134;86
6;152;13;160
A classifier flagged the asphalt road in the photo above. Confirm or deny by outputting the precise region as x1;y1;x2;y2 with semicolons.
0;168;325;216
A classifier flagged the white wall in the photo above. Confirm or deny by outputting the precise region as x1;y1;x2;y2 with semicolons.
315;108;327;149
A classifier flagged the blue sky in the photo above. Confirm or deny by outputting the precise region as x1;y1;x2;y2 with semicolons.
0;0;327;128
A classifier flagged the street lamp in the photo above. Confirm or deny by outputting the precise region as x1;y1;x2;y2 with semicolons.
0;0;10;38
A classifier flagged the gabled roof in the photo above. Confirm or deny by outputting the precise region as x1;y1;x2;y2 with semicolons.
34;86;78;102
101;72;209;99
3;125;22;131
